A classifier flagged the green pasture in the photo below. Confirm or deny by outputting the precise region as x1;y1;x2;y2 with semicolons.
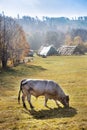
0;55;87;130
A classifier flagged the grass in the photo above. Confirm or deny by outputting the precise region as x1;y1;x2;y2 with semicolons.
0;55;87;130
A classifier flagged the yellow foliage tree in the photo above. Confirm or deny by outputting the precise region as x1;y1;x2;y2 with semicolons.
0;15;29;69
73;36;83;45
65;35;73;45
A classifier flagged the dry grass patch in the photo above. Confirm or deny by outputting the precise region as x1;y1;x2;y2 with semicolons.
0;55;87;130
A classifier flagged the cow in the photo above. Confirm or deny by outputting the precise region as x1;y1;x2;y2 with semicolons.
18;79;69;109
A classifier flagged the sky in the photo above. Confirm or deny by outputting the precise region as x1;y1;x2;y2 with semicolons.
0;0;87;19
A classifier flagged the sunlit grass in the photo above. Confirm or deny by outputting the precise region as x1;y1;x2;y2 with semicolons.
0;55;87;130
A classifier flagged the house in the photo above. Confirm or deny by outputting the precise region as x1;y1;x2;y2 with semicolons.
57;45;84;55
38;45;58;57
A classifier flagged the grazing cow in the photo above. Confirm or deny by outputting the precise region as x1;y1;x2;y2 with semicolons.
18;79;69;109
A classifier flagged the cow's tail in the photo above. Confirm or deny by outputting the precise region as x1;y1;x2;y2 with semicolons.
18;79;26;104
18;80;23;104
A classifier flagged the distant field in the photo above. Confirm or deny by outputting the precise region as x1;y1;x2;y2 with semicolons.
0;55;87;130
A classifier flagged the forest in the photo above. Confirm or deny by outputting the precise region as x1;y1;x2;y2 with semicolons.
16;16;87;50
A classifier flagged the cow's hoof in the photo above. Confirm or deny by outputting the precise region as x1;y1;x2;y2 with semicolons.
23;104;27;109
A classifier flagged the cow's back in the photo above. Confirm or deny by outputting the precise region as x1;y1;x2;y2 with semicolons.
22;79;65;98
27;79;48;96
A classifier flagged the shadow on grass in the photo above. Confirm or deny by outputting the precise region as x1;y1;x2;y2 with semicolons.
0;64;47;77
23;107;77;119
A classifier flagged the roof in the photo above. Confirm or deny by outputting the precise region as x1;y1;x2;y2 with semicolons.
38;45;58;56
57;45;84;55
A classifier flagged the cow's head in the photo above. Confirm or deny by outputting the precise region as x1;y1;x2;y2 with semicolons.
60;95;69;108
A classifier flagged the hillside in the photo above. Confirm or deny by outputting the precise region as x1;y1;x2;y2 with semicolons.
16;16;87;50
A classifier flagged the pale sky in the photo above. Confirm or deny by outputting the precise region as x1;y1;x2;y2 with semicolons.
0;0;87;18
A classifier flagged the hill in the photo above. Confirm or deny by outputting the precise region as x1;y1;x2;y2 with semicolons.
16;16;87;50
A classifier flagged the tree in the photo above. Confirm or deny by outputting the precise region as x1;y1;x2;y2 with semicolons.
8;21;29;66
0;15;2;63
27;32;43;50
0;13;8;69
71;29;87;42
73;36;83;45
44;31;65;48
0;14;29;69
65;34;73;45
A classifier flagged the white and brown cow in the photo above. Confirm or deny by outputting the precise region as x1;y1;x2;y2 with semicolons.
18;79;69;109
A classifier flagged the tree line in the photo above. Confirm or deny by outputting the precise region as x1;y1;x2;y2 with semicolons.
16;16;87;51
0;14;29;69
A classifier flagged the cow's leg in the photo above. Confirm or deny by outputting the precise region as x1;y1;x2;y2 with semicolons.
22;94;27;108
44;96;48;107
55;100;60;107
27;94;34;109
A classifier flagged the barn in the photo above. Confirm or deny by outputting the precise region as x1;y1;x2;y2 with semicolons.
57;45;84;55
38;45;58;57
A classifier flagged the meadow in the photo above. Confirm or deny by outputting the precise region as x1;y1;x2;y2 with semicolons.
0;55;87;130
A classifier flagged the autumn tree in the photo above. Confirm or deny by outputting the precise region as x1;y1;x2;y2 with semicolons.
73;36;86;52
71;29;87;42
8;21;29;66
73;36;83;45
65;34;73;45
0;14;29;69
